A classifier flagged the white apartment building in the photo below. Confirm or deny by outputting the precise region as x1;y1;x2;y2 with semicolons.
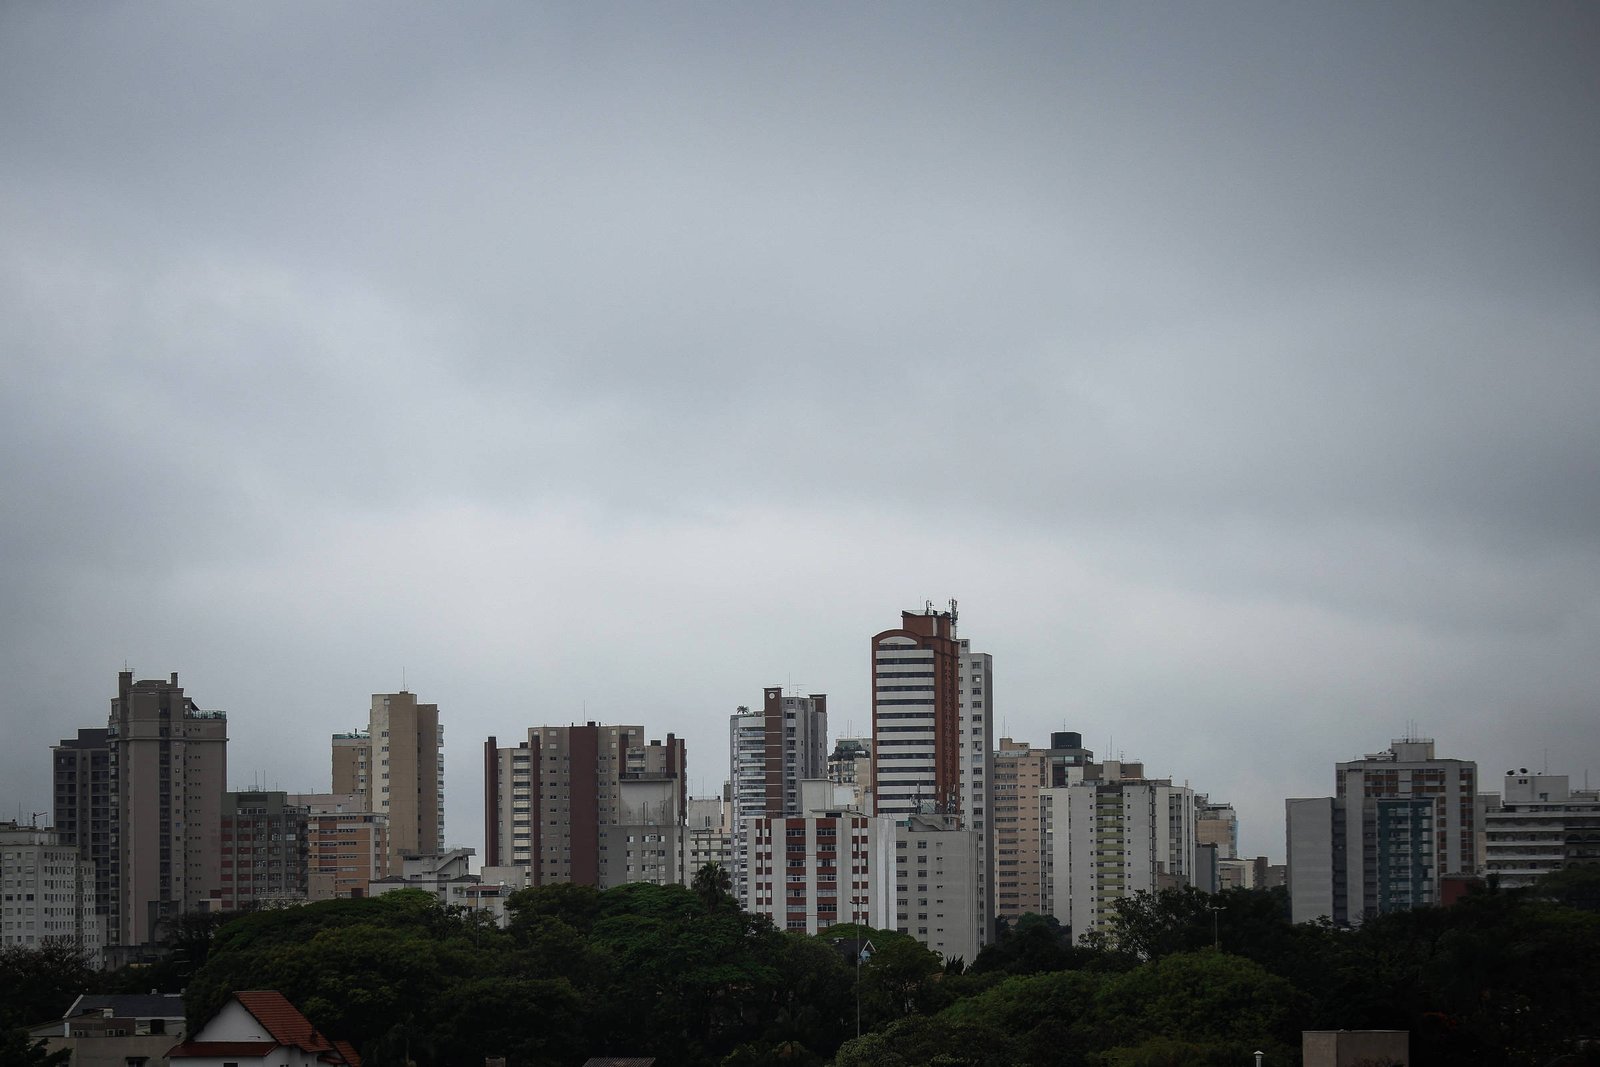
1043;761;1197;941
871;605;993;950
0;822;101;967
868;811;984;966
1288;738;1478;926
744;781;870;934
1482;771;1600;887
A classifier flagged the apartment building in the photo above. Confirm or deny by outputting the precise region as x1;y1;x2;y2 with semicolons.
870;604;993;950
729;688;827;898
216;791;310;910
1043;759;1197;940
744;780;869;934
1287;737;1478;925
868;811;984;965
106;671;228;949
289;793;391;900
483;723;687;888
1482;771;1600;887
331;692;444;872
0;822;101;966
50;728;114;943
685;793;733;878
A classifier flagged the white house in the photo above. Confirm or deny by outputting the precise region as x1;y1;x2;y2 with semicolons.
167;991;359;1067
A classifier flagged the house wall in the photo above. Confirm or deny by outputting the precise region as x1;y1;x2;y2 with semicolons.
43;1033;182;1067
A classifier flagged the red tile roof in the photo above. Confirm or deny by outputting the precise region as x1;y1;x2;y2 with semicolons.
172;992;359;1067
234;991;333;1055
168;1041;279;1058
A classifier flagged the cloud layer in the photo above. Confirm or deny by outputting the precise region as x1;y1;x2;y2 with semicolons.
3;2;1597;859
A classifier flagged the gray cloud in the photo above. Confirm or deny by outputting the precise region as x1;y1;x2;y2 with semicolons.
2;2;1596;859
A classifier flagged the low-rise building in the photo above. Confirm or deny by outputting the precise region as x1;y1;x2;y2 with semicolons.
33;993;187;1067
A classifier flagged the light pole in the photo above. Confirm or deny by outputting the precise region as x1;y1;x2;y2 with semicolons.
1207;902;1222;951
851;895;866;1037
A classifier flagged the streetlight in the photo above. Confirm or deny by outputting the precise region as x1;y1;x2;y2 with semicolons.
1206;902;1222;951
850;894;867;1037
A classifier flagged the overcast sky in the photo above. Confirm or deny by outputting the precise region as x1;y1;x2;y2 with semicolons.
3;2;1596;863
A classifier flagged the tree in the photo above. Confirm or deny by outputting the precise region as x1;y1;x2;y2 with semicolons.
834;1014;1018;1067
0;1026;70;1067
0;941;95;1030
1093;951;1304;1066
1534;865;1600;913
693;862;736;910
856;938;943;1024
941;969;1105;1067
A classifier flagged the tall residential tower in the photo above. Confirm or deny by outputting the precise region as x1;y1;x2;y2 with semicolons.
53;671;228;951
331;692;444;871
870;604;994;953
729;688;827;898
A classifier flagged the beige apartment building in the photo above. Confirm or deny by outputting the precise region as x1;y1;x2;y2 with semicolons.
992;732;1097;924
107;671;228;949
993;738;1048;921
290;793;391;899
331;692;444;871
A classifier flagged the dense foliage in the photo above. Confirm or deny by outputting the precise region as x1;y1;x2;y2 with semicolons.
3;865;1598;1066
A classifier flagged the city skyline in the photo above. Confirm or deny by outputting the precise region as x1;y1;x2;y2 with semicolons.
9;655;1592;869
3;3;1597;866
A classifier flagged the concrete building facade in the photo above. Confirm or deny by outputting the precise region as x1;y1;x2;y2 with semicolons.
729;689;827;899
1482;771;1600;887
107;671;228;949
289;793;391;900
51;728;114;943
744;781;870;934
483;723;687;888
1287;738;1478;926
217;791;309;910
0;822;101;966
993;738;1048;922
870;604;993;952
1042;760;1197;941
331;692;444;872
868;811;984;965
827;736;873;812
685;793;733;879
